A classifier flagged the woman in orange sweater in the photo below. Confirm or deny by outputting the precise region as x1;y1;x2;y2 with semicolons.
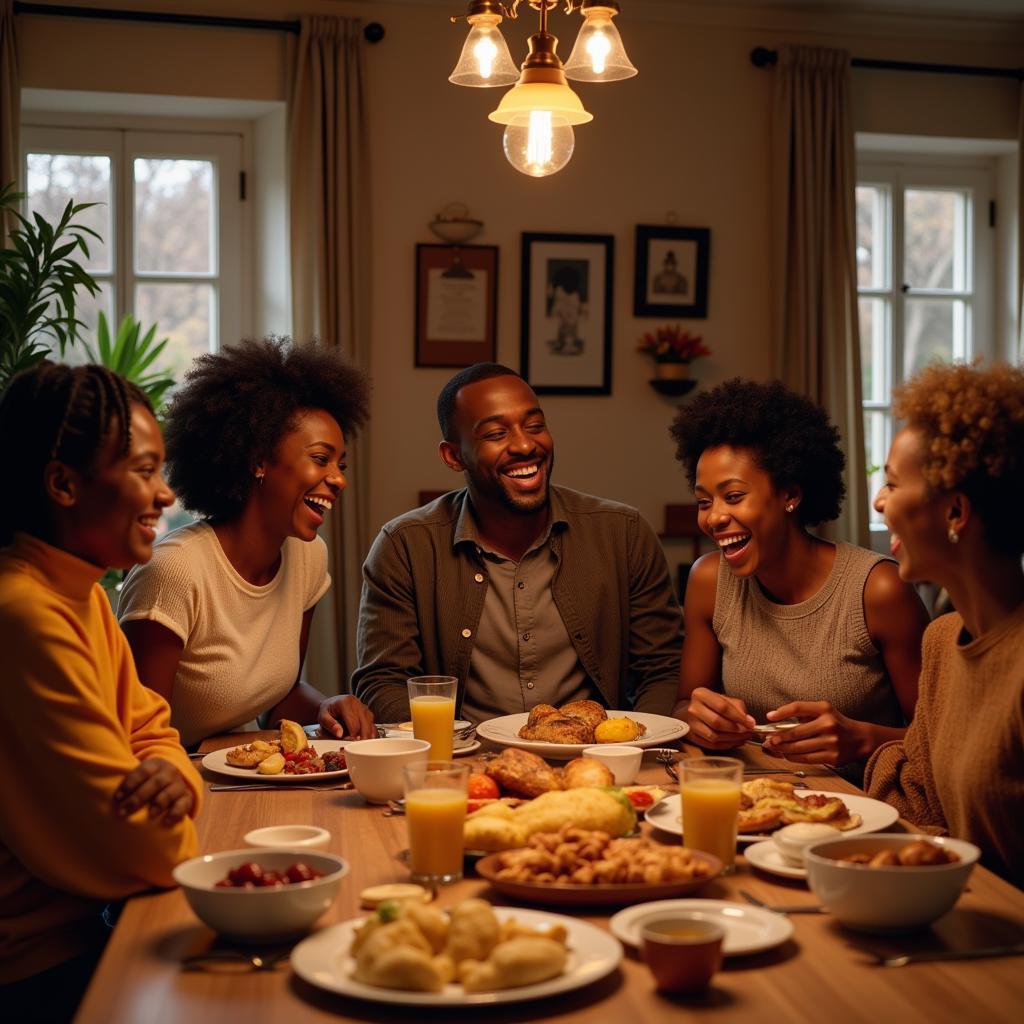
0;362;202;1020
867;363;1024;885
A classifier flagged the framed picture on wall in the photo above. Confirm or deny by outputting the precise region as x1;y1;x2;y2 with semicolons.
520;232;614;396
415;243;498;367
634;225;710;318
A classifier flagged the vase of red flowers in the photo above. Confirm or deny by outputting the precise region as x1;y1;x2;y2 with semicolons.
636;325;710;394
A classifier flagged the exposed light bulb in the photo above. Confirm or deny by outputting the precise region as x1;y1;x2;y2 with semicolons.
502;112;575;177
449;13;519;87
473;36;498;80
585;31;612;75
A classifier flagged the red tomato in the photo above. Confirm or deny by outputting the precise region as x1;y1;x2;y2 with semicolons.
467;774;500;800
625;790;655;810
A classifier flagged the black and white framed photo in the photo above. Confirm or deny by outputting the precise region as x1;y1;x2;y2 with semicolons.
634;225;710;318
520;232;614;395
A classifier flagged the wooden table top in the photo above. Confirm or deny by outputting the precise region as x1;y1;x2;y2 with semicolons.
76;737;1024;1023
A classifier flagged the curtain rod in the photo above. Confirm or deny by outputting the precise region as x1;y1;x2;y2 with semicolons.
750;46;1022;82
12;3;387;43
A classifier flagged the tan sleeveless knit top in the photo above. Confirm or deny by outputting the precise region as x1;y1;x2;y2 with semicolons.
713;542;904;729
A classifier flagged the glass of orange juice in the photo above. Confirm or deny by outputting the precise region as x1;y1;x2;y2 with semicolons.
408;676;457;760
403;760;469;885
679;756;742;873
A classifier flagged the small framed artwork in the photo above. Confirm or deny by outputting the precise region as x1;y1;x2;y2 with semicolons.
634;225;710;318
520;232;614;396
415;243;498;367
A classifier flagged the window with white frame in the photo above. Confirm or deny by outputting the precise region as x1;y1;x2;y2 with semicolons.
856;157;994;540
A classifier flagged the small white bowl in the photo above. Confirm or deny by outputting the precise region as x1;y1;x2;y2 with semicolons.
805;833;980;933
582;744;643;786
772;822;841;866
173;848;348;941
243;825;331;851
343;737;431;804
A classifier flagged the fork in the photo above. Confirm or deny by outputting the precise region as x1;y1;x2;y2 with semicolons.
864;943;1024;967
182;947;291;972
739;888;825;914
209;781;354;792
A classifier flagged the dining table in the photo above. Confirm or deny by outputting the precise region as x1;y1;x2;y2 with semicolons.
75;734;1024;1023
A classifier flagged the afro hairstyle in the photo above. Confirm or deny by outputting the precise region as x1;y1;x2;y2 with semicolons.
669;377;846;527
164;337;370;520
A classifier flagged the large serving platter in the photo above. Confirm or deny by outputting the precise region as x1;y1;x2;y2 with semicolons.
476;712;688;760
201;740;350;783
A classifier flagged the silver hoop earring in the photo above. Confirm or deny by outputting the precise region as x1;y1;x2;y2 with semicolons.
948;527;959;544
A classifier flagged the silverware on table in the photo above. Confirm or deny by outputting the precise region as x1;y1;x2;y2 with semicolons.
383;799;406;817
739;888;825;914
182;947;292;972
208;781;354;792
374;722;478;742
866;943;1024;967
743;768;810;777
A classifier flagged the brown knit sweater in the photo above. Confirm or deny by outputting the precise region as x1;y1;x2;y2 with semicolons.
866;604;1024;888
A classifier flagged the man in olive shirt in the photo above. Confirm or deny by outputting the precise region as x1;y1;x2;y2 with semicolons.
346;364;683;726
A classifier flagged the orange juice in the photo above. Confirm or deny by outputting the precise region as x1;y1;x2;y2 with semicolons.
681;778;741;868
405;787;467;881
410;695;455;760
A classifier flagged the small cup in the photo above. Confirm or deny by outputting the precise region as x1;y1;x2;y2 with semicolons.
772;822;840;866
582;744;643;785
243;825;331;850
344;737;431;804
640;914;725;994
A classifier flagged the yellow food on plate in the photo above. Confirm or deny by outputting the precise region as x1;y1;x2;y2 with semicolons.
463;814;528;852
359;884;431;909
737;778;862;833
593;716;647;743
279;719;308;753
459;937;568;993
223;738;281;768
256;752;285;775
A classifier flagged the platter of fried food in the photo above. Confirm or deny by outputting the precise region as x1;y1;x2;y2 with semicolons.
202;719;349;782
477;702;688;759
645;779;898;843
475;825;721;906
290;897;622;1006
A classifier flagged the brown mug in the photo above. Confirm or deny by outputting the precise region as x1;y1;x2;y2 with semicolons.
640;914;725;994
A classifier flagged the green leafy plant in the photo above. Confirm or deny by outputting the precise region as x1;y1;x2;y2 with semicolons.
83;311;176;414
0;182;100;391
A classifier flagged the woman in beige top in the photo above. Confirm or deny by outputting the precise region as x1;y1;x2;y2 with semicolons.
867;363;1024;884
670;379;928;772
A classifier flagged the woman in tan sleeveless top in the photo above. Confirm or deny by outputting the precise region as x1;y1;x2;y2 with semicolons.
669;379;929;774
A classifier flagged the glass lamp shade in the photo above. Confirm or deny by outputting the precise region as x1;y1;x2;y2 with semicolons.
502;114;575;177
563;7;638;82
487;80;593;127
449;15;519;87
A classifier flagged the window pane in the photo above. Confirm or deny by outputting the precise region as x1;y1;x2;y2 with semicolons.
135;282;214;379
856;185;887;289
40;281;114;366
858;297;888;403
26;153;112;272
134;159;213;273
904;188;962;290
864;410;889;528
903;297;968;377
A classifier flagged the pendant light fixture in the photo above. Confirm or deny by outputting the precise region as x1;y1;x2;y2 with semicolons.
448;1;637;178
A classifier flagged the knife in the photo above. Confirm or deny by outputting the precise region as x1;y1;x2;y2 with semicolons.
875;942;1024;966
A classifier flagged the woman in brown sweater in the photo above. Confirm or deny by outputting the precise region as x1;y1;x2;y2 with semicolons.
867;362;1024;886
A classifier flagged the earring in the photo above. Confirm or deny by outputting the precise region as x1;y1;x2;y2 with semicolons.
785;503;795;513
255;471;265;486
948;527;959;544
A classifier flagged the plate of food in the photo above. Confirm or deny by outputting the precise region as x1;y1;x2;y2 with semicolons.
477;701;688;759
202;720;349;782
474;827;721;906
609;899;794;957
645;779;899;843
290;901;622;1006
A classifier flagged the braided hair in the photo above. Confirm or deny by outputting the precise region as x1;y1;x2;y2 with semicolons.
0;361;151;545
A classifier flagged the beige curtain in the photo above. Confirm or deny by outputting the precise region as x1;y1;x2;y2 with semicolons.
769;45;869;547
0;0;19;239
288;15;372;691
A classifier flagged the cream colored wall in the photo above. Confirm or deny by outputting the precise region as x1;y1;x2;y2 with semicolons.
17;0;1024;542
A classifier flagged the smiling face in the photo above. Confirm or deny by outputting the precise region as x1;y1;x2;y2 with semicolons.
258;408;347;542
440;375;554;516
57;402;175;569
873;427;951;583
694;445;797;578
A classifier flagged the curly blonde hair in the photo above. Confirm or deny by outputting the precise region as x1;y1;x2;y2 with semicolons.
894;361;1024;554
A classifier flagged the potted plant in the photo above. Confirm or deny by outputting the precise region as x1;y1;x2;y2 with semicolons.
636;324;710;387
84;311;176;416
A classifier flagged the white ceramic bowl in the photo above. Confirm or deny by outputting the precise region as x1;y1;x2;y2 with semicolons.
582;744;643;786
343;737;431;804
173;848;348;941
243;825;331;851
805;833;980;933
772;822;842;866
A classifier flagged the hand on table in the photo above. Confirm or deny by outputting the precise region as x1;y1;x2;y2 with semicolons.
114;757;195;826
318;694;376;740
761;701;869;765
685;687;755;749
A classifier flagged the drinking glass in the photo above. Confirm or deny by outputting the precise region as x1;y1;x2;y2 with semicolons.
403;760;469;885
407;675;457;760
679;756;742;872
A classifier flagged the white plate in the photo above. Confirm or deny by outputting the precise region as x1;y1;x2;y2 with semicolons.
290;907;622;1006
743;840;808;880
476;712;688;760
201;740;350;782
645;791;899;843
454;740;482;757
609;899;794;957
